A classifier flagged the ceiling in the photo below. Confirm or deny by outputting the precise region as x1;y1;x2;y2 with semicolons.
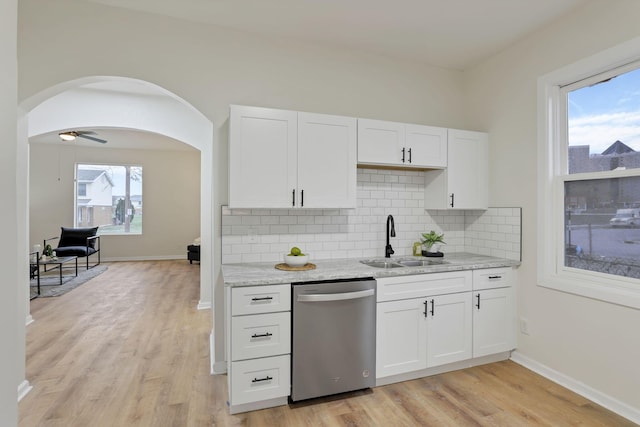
30;128;197;151
86;0;587;70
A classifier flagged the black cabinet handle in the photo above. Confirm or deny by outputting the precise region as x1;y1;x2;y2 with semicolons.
301;190;304;207
408;148;412;164
401;147;406;163
252;376;273;383
423;300;428;317
251;296;273;302
292;189;295;206
430;299;435;316
488;275;502;279
476;293;481;309
450;193;455;208
251;332;273;338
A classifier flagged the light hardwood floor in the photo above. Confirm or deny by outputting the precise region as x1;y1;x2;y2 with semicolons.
20;260;636;426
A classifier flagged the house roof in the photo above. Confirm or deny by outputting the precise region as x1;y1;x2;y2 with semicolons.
601;140;635;155
77;169;115;186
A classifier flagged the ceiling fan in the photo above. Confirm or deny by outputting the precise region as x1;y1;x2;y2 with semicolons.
58;130;107;144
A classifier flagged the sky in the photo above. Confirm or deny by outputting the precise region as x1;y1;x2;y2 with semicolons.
568;66;640;154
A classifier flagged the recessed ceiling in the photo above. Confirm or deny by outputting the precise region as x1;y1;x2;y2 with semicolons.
85;0;587;70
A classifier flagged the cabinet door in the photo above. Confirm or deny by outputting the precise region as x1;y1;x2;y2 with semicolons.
447;129;488;209
405;124;447;168
426;292;473;367
376;299;427;378
298;113;357;208
357;119;405;166
229;105;297;208
473;287;516;357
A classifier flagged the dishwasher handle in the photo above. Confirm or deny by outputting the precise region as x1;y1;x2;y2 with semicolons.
297;288;374;302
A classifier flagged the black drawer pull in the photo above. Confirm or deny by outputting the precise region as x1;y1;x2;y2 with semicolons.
251;332;273;338
488;275;502;279
252;376;273;383
251;296;273;301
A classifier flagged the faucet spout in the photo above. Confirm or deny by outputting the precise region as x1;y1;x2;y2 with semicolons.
385;215;396;258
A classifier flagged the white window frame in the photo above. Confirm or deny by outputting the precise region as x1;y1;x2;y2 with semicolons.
538;36;640;309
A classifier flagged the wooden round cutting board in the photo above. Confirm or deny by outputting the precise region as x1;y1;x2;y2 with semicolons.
274;263;316;271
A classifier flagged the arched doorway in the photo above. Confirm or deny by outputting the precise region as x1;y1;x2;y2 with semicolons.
18;76;215;389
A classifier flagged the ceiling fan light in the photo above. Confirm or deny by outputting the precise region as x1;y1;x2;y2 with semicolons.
59;132;77;141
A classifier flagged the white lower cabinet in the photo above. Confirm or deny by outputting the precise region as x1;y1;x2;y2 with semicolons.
376;268;515;382
473;286;516;357
227;284;291;414
230;355;291;406
427;292;473;367
376;272;473;379
376;298;427;377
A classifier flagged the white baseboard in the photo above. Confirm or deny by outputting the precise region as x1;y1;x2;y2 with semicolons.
102;255;186;262
18;380;32;402
510;351;640;425
197;300;211;310
26;314;33;326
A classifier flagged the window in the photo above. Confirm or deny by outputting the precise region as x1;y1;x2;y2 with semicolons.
75;164;143;235
538;38;640;309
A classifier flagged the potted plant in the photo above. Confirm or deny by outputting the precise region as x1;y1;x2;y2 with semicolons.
421;231;446;257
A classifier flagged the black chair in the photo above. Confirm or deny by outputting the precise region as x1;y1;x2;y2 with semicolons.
187;245;200;264
29;251;40;298
45;227;101;269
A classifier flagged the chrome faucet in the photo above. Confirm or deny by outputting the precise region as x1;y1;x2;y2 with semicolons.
385;215;396;258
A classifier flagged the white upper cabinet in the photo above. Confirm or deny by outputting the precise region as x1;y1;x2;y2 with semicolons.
424;129;489;210
405;124;448;168
229;105;297;209
357;119;447;168
297;112;357;208
229;105;357;209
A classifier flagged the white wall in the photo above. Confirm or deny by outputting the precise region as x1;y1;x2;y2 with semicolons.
466;0;640;414
1;0;19;424
29;143;201;260
18;0;467;370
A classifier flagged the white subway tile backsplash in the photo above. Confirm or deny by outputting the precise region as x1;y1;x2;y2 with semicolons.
221;169;522;263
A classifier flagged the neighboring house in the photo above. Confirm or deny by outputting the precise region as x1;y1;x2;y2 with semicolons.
76;169;114;228
568;141;640;209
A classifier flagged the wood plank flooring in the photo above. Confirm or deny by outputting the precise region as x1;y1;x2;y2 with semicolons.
20;260;636;427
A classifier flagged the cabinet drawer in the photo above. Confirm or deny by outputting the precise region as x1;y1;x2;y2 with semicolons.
473;267;513;291
377;271;472;302
230;355;291;406
232;284;291;315
231;312;291;361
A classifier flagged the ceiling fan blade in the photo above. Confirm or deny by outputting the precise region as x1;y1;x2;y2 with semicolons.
78;134;107;144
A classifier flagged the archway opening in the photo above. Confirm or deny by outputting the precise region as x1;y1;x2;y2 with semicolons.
20;75;214;341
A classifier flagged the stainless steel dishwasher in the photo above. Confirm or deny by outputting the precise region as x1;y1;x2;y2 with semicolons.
291;278;376;402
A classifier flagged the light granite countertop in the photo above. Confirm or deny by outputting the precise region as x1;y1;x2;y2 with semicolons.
222;252;520;287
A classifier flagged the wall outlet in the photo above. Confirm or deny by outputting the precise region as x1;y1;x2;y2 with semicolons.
520;318;530;335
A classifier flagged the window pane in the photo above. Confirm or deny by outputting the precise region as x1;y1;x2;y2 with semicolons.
564;178;640;278
76;164;143;235
568;67;640;174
